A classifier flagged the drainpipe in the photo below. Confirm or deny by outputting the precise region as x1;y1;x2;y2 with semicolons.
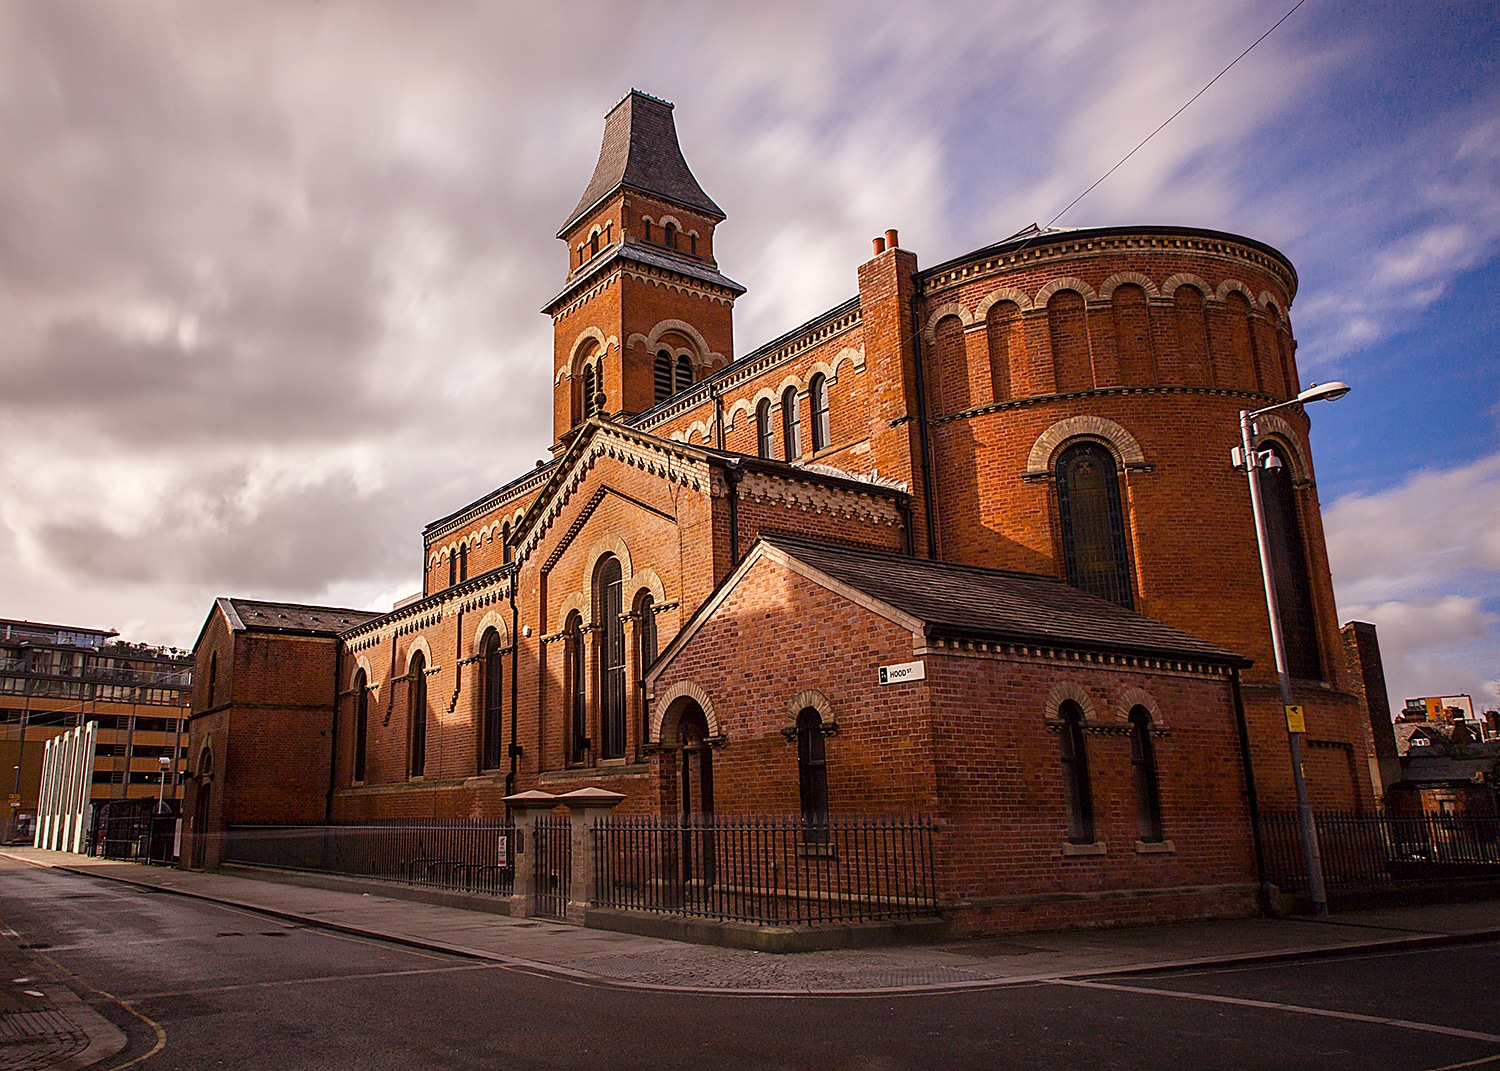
325;641;341;823
1231;666;1269;906
506;576;521;809
908;290;938;559
725;458;743;568
712;382;725;450
897;496;915;556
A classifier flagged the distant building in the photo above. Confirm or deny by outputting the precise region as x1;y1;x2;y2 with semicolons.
1;617;192;844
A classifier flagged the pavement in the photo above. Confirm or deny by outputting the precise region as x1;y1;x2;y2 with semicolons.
0;913;126;1071
3;846;1499;999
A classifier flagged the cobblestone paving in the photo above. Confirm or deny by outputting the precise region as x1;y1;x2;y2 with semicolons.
0;1013;89;1071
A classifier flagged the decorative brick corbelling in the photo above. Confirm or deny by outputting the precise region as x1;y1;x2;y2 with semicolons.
738;471;904;527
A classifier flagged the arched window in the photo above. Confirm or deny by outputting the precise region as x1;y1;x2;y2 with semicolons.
781;386;801;460
1129;706;1164;842
1058;700;1094;844
809;373;830;452
635;591;657;675
595;556;626;760
206;650;217;709
480;629;504;771
352;669;368;783
653;351;674;402
448;551;456;589
675;353;693;394
1048;289;1092;393
409;651;427;778
458;542;468;583
567;614;586;762
1056;441;1133;608
642;220;652;244
663;221;677;250
589;231;599;258
796;708;830;842
501;521;511;564
1261;444;1322;679
756;399;774;459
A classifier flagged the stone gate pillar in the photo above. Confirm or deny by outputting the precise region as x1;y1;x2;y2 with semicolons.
502;790;558;918
558;787;626;924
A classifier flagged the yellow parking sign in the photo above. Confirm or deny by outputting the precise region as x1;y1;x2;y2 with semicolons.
1285;705;1306;733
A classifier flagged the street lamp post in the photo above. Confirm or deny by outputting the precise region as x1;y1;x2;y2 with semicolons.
157;755;172;814
1236;380;1349;918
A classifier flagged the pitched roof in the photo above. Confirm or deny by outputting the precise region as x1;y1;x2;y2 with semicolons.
221;598;382;636
559;90;724;236
761;536;1246;664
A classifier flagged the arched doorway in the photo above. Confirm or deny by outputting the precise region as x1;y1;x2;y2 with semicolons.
677;704;714;821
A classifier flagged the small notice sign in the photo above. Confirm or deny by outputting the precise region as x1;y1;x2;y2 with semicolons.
1285;705;1306;733
879;661;925;686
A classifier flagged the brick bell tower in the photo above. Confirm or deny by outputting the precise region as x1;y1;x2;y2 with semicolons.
544;90;744;447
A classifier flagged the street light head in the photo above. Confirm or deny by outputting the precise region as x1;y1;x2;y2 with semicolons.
1296;381;1350;405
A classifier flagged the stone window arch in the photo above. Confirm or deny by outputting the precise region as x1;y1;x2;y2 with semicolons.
1024;416;1147;479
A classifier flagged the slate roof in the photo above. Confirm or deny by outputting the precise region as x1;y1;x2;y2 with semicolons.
560;90;724;236
222;598;382;636
763;536;1246;665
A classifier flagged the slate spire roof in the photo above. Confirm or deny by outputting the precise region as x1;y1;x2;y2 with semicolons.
559;89;725;237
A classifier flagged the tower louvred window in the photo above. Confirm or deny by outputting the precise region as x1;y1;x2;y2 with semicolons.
654;351;673;402
675;354;693;393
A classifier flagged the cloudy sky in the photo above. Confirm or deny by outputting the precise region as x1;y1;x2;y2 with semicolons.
1;1;1496;713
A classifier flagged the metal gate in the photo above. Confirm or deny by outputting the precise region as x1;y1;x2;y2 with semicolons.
532;814;572;920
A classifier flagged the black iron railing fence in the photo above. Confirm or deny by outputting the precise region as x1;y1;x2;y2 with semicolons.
224;820;515;896
1261;809;1500;893
593;814;938;925
92;798;178;865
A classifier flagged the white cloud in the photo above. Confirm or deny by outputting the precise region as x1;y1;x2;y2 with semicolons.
1327;451;1500;710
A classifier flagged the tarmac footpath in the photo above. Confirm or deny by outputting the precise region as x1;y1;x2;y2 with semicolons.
3;847;1498;998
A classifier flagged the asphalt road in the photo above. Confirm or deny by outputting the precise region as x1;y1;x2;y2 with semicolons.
2;861;1497;1071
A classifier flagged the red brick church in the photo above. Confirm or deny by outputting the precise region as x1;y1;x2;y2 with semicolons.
182;90;1382;930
